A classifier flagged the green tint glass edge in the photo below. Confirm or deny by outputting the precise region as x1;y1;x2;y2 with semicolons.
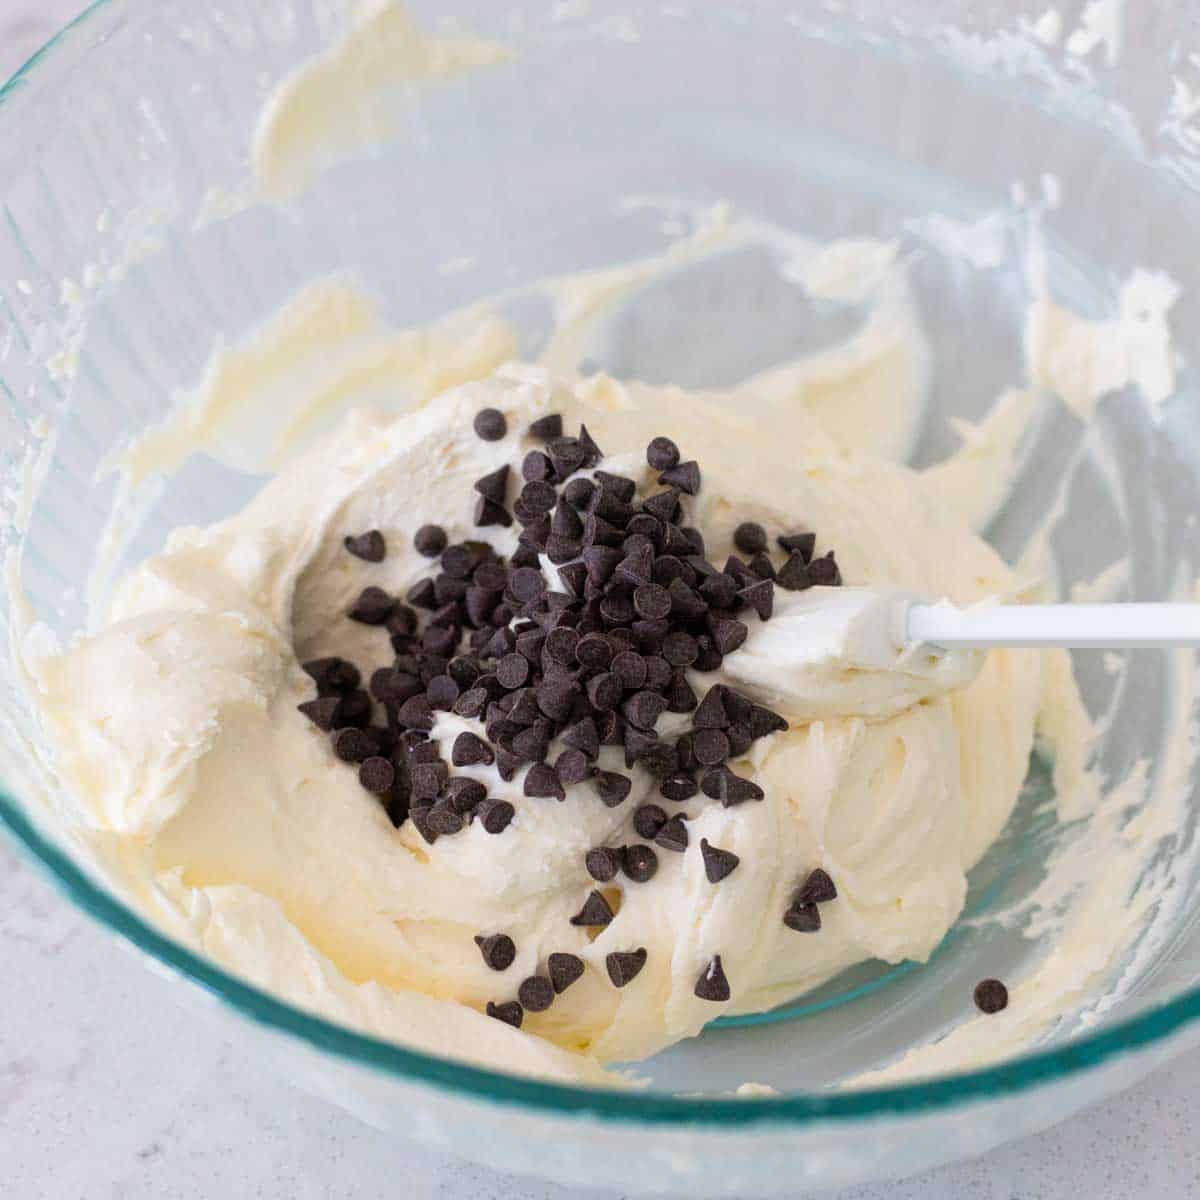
3;0;1200;1131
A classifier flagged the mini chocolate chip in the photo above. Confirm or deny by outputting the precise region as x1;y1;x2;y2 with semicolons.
548;952;585;994
333;727;379;763
609;651;645;691
546;533;582;565
563;477;595;508
699;572;739;610
548;436;587;479
559;717;598;760
659;460;701;495
496;653;531;690
448;655;483;688
475;497;512;528
537;677;579;722
724;555;756;585
660;773;698;802
668;578;708;620
475;933;516;971
474;464;510;504
519;479;557;514
633;804;668;839
593;770;632;807
545;626;579;664
445;777;487;813
511;722;550;762
344;530;386;562
974;978;1009;1014
524;761;566;800
517;975;555;1013
590;471;633;503
726;722;754;757
405;738;441;763
700;765;764;806
522;450;554;483
454;687;489;718
776;552;813;591
700;838;740;883
795;868;838;905
411;760;449;800
783;903;821;933
422;625;460;656
642;654;672;691
622;843;658;883
298;697;340;731
558;560;588;597
808;551;842;586
425;803;465;835
508;689;543;726
516;627;548;661
632;582;671;621
665;672;698;714
675;731;697;770
606;948;647;988
623;690;667;731
623;726;658;769
303;656;362;694
486;1000;523;1028
358;756;395;794
586;846;622;882
452;731;494;767
693;687;729;729
529;413;563;441
655;814;689;853
426;674;460;710
659;631;697;668
733;522;767;555
477;798;516;833
740;578;775;621
407;578;438;610
474;407;507;441
415;525;448;558
570;890;615;926
397;694;435;732
576;633;613;669
646;436;679;470
695;955;731;1002
707;614;748;655
578;424;603;463
556;748;592;786
778;531;816;561
583;545;622;585
749;704;789;739
693;728;730;766
331;689;372;729
635;741;678;780
349;586;396;625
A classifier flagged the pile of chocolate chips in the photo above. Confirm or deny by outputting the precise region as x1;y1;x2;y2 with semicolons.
299;405;845;1026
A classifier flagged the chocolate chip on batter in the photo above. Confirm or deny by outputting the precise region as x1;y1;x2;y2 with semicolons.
570;890;615;927
414;525;447;558
692;687;729;729
358;756;395;794
593;770;632;808
445;777;487;813
561;717;600;760
693;728;730;767
794;868;837;906
548;952;585;994
477;798;516;834
524;761;566;800
776;552;812;592
783;902;821;933
332;727;379;763
518;975;555;1013
331;689;372;730
707;613;748;656
344;530;386;562
528;413;563;442
586;846;622;882
646;436;680;471
452;731;494;767
622;844;658;883
475;932;517;971
555;748;592;786
622;689;667;731
396;694;435;732
298;697;341;731
660;773;698;803
732;522;767;556
654;814;689;853
700;765;764;807
658;460;701;495
303;657;362;694
633;804;668;839
637;741;679;779
453;687;489;719
522;450;554;483
606;948;647;988
348;586;396;625
473;407;508;441
700;838;739;883
496;652;531;690
974;978;1009;1014
486;1000;523;1028
694;955;731;1002
807;551;842;587
778;531;816;562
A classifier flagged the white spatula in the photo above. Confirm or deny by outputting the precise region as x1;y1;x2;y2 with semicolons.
904;600;1200;650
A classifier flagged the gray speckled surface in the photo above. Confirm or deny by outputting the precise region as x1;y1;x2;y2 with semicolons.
2;5;1199;1197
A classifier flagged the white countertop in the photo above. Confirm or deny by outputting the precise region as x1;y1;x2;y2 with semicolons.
3;834;1198;1200
2;5;1198;1198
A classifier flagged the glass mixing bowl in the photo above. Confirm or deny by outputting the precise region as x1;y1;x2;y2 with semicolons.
4;0;1200;1193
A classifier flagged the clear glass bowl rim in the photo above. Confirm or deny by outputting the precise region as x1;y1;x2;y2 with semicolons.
3;0;1200;1130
